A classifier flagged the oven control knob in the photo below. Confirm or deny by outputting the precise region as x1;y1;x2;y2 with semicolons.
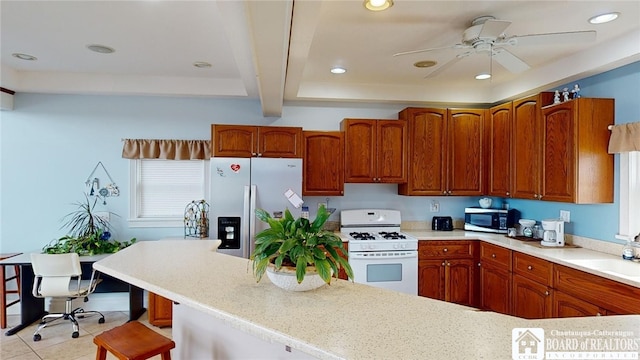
393;243;399;249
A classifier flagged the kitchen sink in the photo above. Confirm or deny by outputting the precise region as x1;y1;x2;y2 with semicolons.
567;259;640;279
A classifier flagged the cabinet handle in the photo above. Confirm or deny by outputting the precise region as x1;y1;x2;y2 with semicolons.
448;190;452;195
442;262;446;266
506;191;510;196
446;262;450;266
527;265;533;270
596;312;602;316
257;153;262;157
478;262;481;267
443;248;448;252
252;152;257;156
491;253;496;258
443;190;447;195
538;194;543;200
544;291;549;296
534;194;539;199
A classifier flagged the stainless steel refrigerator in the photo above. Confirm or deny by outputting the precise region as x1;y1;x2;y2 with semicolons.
210;157;303;258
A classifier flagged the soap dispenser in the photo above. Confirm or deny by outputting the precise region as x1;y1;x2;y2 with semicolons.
622;242;634;260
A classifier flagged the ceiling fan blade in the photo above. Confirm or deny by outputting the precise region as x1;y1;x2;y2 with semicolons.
512;30;596;46
393;45;458;57
492;49;530;73
478;19;512;38
424;56;462;79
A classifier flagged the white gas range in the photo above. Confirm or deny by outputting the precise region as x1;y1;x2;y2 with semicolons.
341;209;418;295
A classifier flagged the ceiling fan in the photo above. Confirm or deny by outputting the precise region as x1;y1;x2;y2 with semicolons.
393;16;597;78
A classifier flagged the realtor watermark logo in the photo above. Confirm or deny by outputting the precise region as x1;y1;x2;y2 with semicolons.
512;328;639;360
513;328;545;360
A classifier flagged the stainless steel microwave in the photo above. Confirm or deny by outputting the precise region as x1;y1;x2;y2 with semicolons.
464;207;519;234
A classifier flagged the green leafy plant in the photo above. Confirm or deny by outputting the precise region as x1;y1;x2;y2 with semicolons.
42;195;136;256
251;205;353;285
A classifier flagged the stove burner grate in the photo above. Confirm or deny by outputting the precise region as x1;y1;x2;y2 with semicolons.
379;231;407;240
349;232;376;240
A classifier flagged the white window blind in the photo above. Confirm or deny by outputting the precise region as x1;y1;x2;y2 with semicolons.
617;152;640;241
129;159;209;227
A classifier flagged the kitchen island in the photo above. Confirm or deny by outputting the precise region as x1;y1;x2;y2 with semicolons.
94;240;640;360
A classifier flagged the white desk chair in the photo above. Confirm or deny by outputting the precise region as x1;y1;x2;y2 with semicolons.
30;253;105;341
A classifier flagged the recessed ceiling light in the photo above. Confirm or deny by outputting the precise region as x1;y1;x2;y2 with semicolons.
414;60;437;68
331;67;347;74
588;12;620;24
86;44;115;54
193;62;212;68
12;53;37;61
363;0;393;11
475;73;491;80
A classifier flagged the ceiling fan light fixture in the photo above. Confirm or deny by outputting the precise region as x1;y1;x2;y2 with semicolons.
475;73;491;80
12;53;37;61
330;67;347;74
364;0;393;11
589;12;620;24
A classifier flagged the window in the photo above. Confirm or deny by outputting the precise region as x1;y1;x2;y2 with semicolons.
129;159;209;227
617;152;640;241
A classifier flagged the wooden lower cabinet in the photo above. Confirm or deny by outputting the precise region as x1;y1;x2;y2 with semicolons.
418;241;476;307
553;290;604;318
148;292;173;327
479;263;511;314
512;274;552;319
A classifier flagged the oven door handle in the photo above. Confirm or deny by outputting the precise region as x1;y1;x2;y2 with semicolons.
349;251;417;260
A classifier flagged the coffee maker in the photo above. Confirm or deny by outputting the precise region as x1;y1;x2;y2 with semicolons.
541;219;565;247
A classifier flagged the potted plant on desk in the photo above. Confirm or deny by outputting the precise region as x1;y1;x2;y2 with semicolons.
251;205;352;291
42;195;136;255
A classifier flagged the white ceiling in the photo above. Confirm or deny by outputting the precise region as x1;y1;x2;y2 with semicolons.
2;1;639;117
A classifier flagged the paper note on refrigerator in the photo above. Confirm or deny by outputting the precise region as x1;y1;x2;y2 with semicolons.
284;188;304;208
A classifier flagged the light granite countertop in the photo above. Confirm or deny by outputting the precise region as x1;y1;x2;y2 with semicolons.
94;239;640;360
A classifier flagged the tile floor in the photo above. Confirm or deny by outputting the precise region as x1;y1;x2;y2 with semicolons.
1;311;173;360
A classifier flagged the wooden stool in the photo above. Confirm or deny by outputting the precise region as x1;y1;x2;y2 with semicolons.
1;253;22;329
94;321;175;360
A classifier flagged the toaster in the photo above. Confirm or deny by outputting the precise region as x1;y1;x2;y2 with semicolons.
432;216;454;231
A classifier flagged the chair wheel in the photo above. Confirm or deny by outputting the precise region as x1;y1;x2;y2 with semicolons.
72;331;79;338
33;334;41;341
98;317;105;324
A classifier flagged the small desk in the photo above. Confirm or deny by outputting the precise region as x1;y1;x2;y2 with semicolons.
0;252;146;336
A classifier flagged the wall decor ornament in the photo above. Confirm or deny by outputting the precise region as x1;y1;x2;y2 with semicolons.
184;200;210;238
85;161;119;205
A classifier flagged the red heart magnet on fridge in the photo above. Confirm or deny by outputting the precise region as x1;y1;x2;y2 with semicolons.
230;164;241;172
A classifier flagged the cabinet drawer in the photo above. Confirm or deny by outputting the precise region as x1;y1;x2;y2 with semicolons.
554;264;640;314
418;241;474;259
480;242;512;270
513;252;552;285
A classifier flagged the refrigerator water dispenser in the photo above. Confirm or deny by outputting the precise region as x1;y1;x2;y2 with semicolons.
218;217;241;249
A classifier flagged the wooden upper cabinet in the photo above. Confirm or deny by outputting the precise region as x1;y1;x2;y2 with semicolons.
302;131;344;196
211;124;303;158
487;102;512;197
341;118;407;183
398;108;447;195
447;109;486;196
511;94;543;200
540;98;614;203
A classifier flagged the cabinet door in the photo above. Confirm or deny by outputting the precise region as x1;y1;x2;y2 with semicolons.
512;274;552;319
418;260;446;300
212;125;258;158
302;131;344;196
148;292;173;327
376;120;407;183
541;103;575;202
487;102;512;197
257;127;303;158
446;259;476;307
480;263;511;314
398;108;447;195
342;119;377;182
447;109;485;195
553;291;604;318
511;95;542;200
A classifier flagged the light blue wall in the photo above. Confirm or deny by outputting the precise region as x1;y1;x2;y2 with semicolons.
1;61;638;252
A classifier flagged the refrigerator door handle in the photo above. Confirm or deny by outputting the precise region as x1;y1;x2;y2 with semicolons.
242;185;251;259
248;184;257;258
